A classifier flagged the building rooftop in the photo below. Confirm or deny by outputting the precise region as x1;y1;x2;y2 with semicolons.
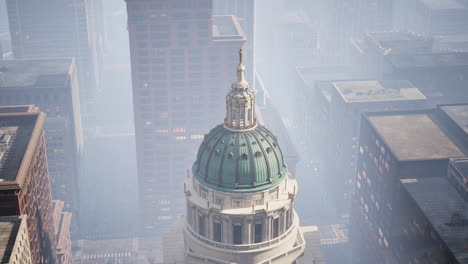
296;66;358;88
387;52;468;69
401;177;468;263
0;215;24;263
440;104;468;135
451;158;468;179
0;112;44;189
212;15;246;41
367;112;466;161
334;80;426;103
418;0;466;10
0;58;73;89
0;105;37;113
352;31;433;56
437;34;468;44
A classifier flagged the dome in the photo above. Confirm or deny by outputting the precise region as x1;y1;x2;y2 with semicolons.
193;124;288;192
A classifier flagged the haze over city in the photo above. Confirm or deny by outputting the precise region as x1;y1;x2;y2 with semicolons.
0;0;468;263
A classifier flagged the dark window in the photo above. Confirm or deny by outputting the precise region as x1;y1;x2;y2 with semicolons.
254;223;262;243
273;218;279;238
198;215;205;237
233;225;242;244
286;209;291;229
213;222;222;242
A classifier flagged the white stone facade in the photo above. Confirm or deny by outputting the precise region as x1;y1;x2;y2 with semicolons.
183;174;305;264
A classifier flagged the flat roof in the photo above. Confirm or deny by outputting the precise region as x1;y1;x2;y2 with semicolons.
368;113;465;161
0;58;73;89
418;0;466;10
0;113;44;189
353;31;433;56
0;105;37;114
212;15;246;41
0;216;24;263
367;31;432;51
437;34;468;43
401;177;468;263
334;80;426;103
387;52;468;69
440;104;468;134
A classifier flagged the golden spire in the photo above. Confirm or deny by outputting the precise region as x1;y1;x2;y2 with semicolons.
239;48;243;65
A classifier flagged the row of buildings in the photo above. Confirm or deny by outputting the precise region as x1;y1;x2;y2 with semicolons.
1;0;106;240
289;0;468;261
0;0;104;263
0;107;72;264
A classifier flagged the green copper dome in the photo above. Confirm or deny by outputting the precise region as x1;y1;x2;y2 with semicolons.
193;124;288;193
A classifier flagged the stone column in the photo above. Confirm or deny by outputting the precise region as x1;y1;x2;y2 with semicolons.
244;219;251;244
282;210;287;234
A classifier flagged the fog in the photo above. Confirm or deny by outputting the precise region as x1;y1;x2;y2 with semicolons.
1;0;467;263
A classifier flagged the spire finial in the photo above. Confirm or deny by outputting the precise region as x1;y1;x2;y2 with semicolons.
225;49;256;130
239;48;243;65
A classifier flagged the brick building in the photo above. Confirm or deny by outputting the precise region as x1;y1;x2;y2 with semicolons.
0;215;32;264
51;200;72;264
124;0;245;232
0;111;56;264
0;60;83;228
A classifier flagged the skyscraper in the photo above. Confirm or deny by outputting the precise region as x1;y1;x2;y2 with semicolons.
0;215;32;264
213;0;255;87
183;50;306;264
0;111;56;264
0;59;83;227
5;0;102;122
124;0;245;232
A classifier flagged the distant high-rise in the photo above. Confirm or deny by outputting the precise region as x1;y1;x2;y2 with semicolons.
311;0;395;63
0;111;56;264
352;32;468;104
214;0;255;87
5;0;103;122
125;0;245;232
394;0;468;36
0;215;32;264
0;59;83;228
